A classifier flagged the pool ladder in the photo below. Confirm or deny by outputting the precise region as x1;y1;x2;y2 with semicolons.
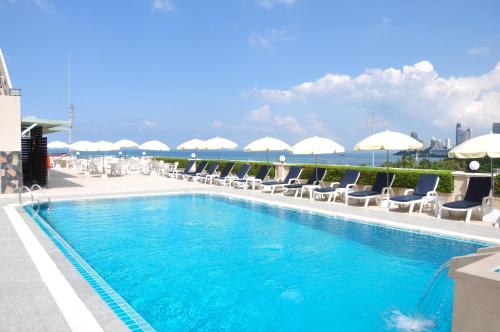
18;185;51;210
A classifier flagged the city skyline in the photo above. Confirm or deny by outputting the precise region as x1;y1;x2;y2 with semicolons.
1;0;499;147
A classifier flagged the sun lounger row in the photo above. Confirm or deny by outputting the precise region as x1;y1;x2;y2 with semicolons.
164;160;493;223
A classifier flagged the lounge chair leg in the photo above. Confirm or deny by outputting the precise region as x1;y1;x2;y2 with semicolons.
364;198;369;208
419;202;424;214
437;207;442;219
409;203;414;215
345;196;349;206
465;209;472;223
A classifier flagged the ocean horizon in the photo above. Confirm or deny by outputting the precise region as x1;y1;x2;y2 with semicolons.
50;149;443;167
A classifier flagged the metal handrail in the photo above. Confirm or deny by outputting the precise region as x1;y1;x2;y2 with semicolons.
30;184;51;205
18;186;35;204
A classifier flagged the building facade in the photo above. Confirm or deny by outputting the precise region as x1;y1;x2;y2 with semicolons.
0;49;22;194
493;122;500;134
456;122;471;146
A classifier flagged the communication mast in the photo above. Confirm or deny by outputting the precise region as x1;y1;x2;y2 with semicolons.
67;54;75;145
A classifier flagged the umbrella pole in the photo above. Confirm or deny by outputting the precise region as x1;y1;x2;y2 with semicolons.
386;150;389;200
491;158;495;207
315;154;318;182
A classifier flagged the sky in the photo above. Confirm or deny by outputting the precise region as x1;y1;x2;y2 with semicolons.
1;0;500;148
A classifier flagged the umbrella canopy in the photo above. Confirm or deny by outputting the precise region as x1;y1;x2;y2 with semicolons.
204;137;237;160
448;133;500;159
177;138;207;150
69;140;97;152
244;137;291;152
48;141;69;149
244;136;291;164
139;140;170;151
95;140;118;152
354;130;423;151
292;136;345;155
114;139;139;149
205;137;238;150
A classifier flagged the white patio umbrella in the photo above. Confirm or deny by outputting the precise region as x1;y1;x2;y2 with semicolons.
244;137;291;163
139;140;170;157
448;133;500;222
114;139;139;157
354;130;424;202
95;141;118;176
292;136;345;179
48;141;69;149
205;136;238;160
69;140;97;152
177;138;207;150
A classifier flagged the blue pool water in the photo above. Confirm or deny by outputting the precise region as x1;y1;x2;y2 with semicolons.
33;194;484;331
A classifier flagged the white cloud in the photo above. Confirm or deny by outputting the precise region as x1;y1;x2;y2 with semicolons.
468;46;490;56
248;29;292;49
210;120;223;129
143;120;158;127
34;0;51;11
244;105;272;123
152;0;173;12
256;0;297;9
273;114;304;134
252;60;500;133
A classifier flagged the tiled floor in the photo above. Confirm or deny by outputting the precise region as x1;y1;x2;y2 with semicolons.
1;168;499;331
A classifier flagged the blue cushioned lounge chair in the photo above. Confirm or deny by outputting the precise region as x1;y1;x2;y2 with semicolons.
283;168;327;198
232;165;271;190
313;170;360;203
261;166;303;194
206;162;235;185
438;177;492;223
346;172;395;208
388;174;440;214
181;160;208;180
172;159;196;178
218;164;252;187
192;162;220;183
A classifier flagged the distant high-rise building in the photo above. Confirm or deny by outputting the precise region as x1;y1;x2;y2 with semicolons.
445;138;452;149
493;122;500;134
410;131;419;140
456;122;470;146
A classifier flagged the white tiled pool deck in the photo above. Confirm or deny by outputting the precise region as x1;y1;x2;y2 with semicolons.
1;168;500;331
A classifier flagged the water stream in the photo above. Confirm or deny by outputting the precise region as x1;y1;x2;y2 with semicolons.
386;261;453;331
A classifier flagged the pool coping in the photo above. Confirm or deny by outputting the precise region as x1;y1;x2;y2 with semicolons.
5;187;500;331
31;189;500;245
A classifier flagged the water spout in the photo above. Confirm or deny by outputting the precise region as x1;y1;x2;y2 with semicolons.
385;260;453;331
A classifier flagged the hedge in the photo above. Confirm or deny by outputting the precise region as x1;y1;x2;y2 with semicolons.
496;174;500;196
156;157;454;193
297;165;453;193
156;157;275;178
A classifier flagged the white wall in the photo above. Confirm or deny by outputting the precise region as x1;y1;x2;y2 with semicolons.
0;95;21;151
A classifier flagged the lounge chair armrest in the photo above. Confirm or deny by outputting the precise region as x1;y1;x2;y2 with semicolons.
346;184;357;191
381;187;393;197
329;182;340;188
426;191;439;197
403;189;414;195
483;195;493;206
287;178;300;184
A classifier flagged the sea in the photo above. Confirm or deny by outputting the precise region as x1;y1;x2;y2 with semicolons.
50;149;443;167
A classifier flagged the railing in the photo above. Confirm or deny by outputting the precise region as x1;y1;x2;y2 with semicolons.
17;184;51;211
30;184;51;205
18;186;35;205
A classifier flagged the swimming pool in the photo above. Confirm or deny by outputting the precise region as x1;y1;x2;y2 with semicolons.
28;194;485;331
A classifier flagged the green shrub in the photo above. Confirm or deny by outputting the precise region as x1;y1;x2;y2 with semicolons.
297;165;453;193
496;174;500;196
156;157;453;193
156;158;275;178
